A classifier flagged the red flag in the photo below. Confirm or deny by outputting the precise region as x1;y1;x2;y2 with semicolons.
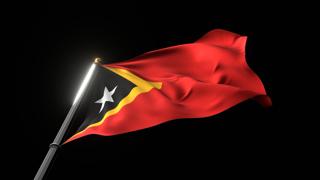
65;29;271;143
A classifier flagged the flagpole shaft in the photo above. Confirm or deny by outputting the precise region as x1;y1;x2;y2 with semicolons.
34;145;58;180
34;62;98;180
34;100;82;180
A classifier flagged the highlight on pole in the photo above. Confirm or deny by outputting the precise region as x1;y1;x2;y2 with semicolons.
73;63;96;105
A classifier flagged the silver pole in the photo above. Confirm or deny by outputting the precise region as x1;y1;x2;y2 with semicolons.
34;60;99;180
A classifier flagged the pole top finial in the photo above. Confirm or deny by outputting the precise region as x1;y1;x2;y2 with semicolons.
94;57;102;64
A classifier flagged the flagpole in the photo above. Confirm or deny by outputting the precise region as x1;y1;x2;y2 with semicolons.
34;58;101;180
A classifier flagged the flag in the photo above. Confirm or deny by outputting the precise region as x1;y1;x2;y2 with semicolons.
65;29;271;143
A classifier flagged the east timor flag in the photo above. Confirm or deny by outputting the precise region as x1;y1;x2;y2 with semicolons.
65;29;271;143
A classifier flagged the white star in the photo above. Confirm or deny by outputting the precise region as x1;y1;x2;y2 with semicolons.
95;86;117;113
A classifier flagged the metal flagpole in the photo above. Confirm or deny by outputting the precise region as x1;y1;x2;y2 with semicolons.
34;58;101;180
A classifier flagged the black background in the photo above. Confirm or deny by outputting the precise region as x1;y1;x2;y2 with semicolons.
12;1;288;179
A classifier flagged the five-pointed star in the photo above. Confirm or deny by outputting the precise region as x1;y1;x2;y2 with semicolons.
95;86;118;113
